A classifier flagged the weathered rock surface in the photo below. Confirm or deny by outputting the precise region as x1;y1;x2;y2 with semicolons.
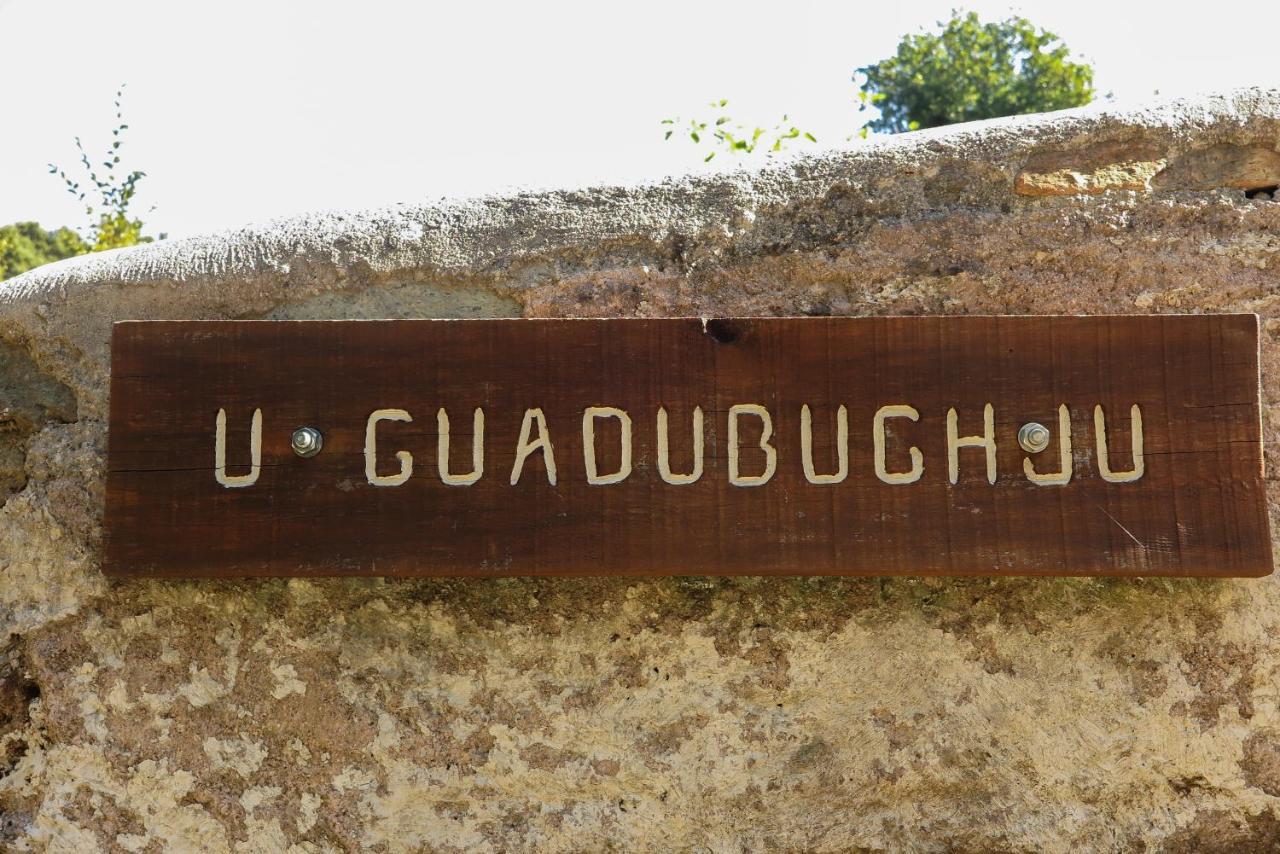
3;89;1280;852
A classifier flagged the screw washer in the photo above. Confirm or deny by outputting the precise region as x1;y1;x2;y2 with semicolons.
1017;422;1051;454
291;426;323;458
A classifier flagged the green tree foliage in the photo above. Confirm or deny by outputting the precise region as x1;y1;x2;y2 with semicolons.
0;223;88;281
48;85;153;251
1;87;156;281
857;12;1094;133
662;99;816;162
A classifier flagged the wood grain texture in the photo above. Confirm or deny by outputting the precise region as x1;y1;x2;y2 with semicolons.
104;316;1271;578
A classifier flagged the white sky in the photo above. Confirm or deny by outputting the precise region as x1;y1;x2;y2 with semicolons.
1;0;1277;239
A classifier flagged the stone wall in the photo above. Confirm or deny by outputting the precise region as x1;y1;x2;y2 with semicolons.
3;89;1280;852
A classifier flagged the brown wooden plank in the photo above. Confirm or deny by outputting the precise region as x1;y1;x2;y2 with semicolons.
103;316;1272;578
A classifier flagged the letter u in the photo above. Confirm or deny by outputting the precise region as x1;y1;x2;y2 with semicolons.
1095;404;1144;483
215;408;262;488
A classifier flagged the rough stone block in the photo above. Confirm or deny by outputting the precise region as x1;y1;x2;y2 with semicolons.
2;89;1280;851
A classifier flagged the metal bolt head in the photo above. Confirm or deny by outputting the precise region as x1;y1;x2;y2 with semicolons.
1018;422;1051;454
291;427;323;458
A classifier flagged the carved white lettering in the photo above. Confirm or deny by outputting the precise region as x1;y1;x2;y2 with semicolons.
214;408;262;488
728;404;777;487
365;409;414;486
1095;404;1144;483
511;408;557;485
800;404;848;484
873;405;923;484
656;406;704;485
582;406;632;485
437;407;484;486
221;401;1153;493
1024;405;1072;486
947;404;996;485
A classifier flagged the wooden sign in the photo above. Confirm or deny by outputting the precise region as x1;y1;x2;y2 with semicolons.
104;316;1271;578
